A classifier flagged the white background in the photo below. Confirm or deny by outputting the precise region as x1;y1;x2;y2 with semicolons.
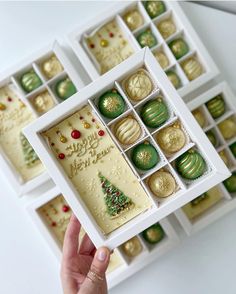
0;2;236;294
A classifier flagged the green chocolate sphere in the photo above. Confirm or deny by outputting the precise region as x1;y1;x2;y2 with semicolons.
166;70;181;89
176;149;206;180
140;97;169;128
20;70;42;93
230;142;236;158
223;172;236;193
169;38;189;59
206;95;225;119
55;78;76;100
98;90;125;119
142;223;165;244
131;142;159;170
206;130;217;147
145;1;166;19
137;30;157;48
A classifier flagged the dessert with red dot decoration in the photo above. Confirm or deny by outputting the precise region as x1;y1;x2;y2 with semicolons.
0;84;45;183
84;19;134;74
43;104;151;235
37;194;124;273
38;195;83;245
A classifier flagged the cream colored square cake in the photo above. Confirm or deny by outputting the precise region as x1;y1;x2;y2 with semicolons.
0;84;44;182
43;105;151;235
84;19;134;74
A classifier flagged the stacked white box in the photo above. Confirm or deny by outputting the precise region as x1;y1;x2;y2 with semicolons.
0;41;85;196
68;1;218;98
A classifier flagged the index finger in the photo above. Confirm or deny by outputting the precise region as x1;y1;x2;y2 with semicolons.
62;213;81;260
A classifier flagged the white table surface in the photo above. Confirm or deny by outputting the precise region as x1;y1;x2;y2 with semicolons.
0;2;236;294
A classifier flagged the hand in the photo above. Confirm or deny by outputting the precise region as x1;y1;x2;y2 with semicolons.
61;214;111;294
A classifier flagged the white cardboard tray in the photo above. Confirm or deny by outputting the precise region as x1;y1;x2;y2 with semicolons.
23;48;230;249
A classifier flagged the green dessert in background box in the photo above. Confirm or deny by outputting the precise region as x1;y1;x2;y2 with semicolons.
169;38;189;59
223;172;236;193
230;142;236;158
20;70;42;93
166;70;181;89
144;1;166;19
176;149;206;180
206;95;225;119
142;223;165;244
55;77;76;100
137;30;157;48
206;130;217;147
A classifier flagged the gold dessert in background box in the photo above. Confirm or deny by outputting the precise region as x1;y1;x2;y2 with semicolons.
0;84;44;181
43;105;151;235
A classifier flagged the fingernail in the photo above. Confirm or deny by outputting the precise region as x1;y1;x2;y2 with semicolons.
97;248;107;261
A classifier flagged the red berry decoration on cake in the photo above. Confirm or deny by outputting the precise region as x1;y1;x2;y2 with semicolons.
98;130;105;136
62;205;70;212
58;153;65;160
71;130;81;139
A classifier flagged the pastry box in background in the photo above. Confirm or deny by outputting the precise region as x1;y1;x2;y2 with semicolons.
68;1;218;98
27;186;179;289
175;82;236;234
23;48;229;249
0;41;84;196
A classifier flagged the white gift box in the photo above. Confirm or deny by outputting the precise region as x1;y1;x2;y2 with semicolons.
23;48;230;249
0;41;85;196
68;1;218;98
175;82;236;235
26;186;180;289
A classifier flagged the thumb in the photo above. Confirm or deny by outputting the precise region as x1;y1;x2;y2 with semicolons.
81;247;110;294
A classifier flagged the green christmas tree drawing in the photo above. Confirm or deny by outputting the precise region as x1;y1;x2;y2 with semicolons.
98;173;133;218
20;132;39;167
